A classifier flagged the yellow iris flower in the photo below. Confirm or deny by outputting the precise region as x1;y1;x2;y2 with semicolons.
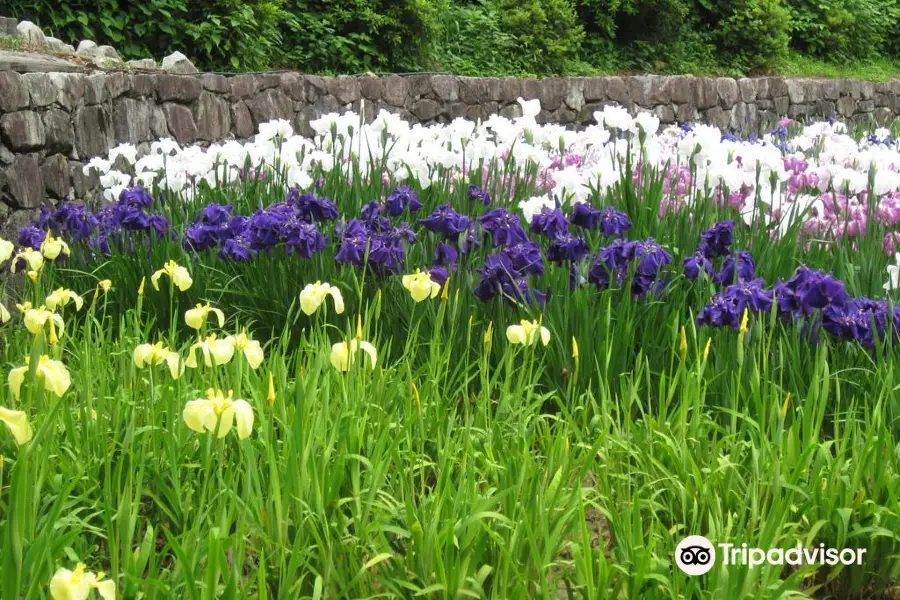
506;319;551;347
401;270;441;302
49;563;115;600
184;303;225;330
46;288;85;312
183;388;254;439
150;260;193;292
299;281;345;315
0;238;13;263
40;233;70;260
0;406;33;445
227;331;265;369
22;305;65;340
0;303;10;324
9;355;71;400
10;248;44;274
133;342;184;380
331;338;377;372
185;334;234;368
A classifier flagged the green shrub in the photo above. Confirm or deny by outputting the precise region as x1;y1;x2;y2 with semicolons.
432;1;526;75
7;0;284;70
277;0;441;73
576;0;691;45
706;0;791;72
788;0;899;62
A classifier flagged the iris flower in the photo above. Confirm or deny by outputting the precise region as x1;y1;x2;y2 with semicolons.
40;233;71;260
331;339;377;372
183;388;254;439
185;303;225;330
0;406;33;445
10;248;44;274
401;270;441;302
9;355;71;400
22;305;65;337
185;334;235;368
506;319;551;347
150;260;193;292
0;303;9;324
133;342;183;380
299;281;345;315
227;331;264;369
49;563;116;600
0;238;13;263
45;288;84;312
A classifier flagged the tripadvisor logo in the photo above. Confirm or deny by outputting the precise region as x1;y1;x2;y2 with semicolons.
675;536;867;576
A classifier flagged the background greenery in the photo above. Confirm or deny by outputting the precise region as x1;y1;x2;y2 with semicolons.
5;0;900;77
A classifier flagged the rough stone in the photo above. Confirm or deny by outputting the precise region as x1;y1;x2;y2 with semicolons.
520;79;542;100
499;103;523;120
279;72;305;101
458;77;494;105
836;96;856;118
430;75;458;102
162;103;198;143
46;37;75;55
412;98;442;121
149;106;168;139
43;154;70;199
670;76;692;104
70;160;99;199
16;21;47;47
96;45;120;60
327;76;361;105
161;51;198;75
128;58;157;70
157;74;202;103
649;76;670;105
565;78;585;112
113;97;151;144
85;74;106;105
42;109;75;154
304;75;328;102
0;71;29;112
5;154;43;208
194;92;231;140
246;88;293;123
74;105;112;158
737;78;757;103
674;103;697;123
716;78;740;108
1;111;45;151
858;99;875;113
129;74;155;98
786;79;805;104
0;17;15;37
76;40;100;58
231;101;255;138
821;79;841;101
653;104;675;124
405;74;432;98
816;99;836;119
198;73;229;93
774;96;789;115
381;75;409;107
47;73;86;111
0;144;13;165
105;71;132;99
229;74;257;99
583;77;606;102
540;78;567;111
627;76;652;107
22;72;56;107
694;78;718;109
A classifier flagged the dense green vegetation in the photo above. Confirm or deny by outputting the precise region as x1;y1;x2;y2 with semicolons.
6;0;900;77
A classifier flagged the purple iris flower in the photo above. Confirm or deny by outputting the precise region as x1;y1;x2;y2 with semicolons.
434;242;459;271
478;209;529;247
570;202;603;230
683;251;714;280
119;186;155;209
218;237;256;262
18;226;46;250
428;265;449;286
287;190;339;222
468;184;491;206
530;207;569;238
385;186;422;217
699;220;735;258
503;241;545;276
714;250;756;285
598;207;632;238
548;233;589;264
419;204;472;238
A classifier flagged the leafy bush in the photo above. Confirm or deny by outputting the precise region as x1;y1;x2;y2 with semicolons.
7;0;285;70
788;0;899;62
486;0;585;74
432;1;527;75
709;0;791;72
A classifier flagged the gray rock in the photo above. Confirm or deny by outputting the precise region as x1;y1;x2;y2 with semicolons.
521;78;542;101
201;73;229;93
381;75;408;107
675;103;697;123
737;78;757;103
43;154;70;199
312;94;341;116
582;78;606;102
246;88;293;123
0;144;13;165
716;78;740;108
786;79;805;104
412;98;442;121
279;72;305;101
129;74;154;98
858;99;875;113
605;77;628;103
565;78;585;112
74;105;112;157
0;71;29;112
157;74;202;103
860;81;875;100
96;45;120;60
874;107;894;126
774;95;789;115
5;154;43;208
821;79;842;101
499;103;523;120
497;78;521;104
231;101;254;138
48;73;86;111
304;75;328;102
405;74;432;98
668;76;692;104
0;50;79;73
816;99;836;119
105;71;132;99
653;104;675;124
327;76;360;105
694;78;718;109
113;97;151;143
162;103;198;143
127;58;157;70
46;37;75;54
430;75;458;102
230;74;257;99
755;78;770;100
43;109;75;154
767;78;789;98
358;75;383;101
22;72;57;107
85;74;106;105
540;78;567;111
149;106;168;138
194;92;231;140
731;102;758;131
0;111;45;151
76;40;100;58
90;56;125;70
627;76;652;108
0;17;16;37
161;51;198;75
71;160;100;199
648;75;670;105
16;21;47;47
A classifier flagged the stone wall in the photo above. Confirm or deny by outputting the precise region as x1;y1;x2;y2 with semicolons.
1;70;899;228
